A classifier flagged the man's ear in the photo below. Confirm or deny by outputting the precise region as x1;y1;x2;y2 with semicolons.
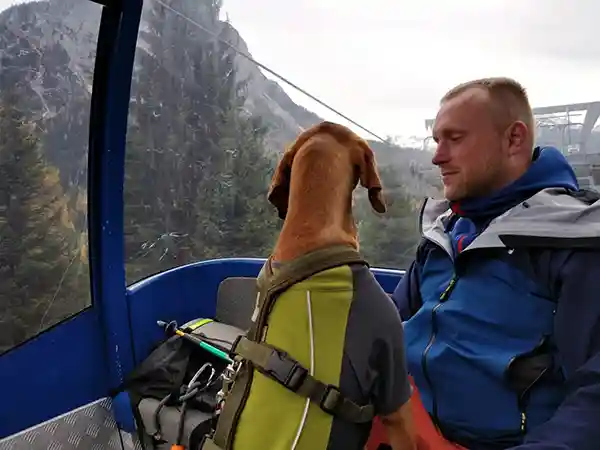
267;150;294;220
357;140;386;213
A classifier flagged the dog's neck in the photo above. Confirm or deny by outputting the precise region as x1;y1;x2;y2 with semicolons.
271;169;357;263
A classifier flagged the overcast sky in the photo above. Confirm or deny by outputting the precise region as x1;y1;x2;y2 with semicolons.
1;0;599;140
219;0;600;139
0;0;18;12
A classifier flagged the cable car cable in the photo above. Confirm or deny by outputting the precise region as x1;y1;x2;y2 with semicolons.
153;0;387;143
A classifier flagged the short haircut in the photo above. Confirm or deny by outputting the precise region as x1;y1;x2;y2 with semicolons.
441;77;535;141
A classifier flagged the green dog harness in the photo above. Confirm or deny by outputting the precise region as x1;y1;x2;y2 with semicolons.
202;245;376;450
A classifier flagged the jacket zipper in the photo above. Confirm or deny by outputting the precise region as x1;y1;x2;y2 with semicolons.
516;362;548;437
421;273;457;426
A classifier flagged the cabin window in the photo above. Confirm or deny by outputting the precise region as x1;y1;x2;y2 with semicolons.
122;0;440;285
0;1;101;354
124;0;285;285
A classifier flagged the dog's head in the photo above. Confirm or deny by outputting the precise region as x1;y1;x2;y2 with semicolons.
267;121;386;219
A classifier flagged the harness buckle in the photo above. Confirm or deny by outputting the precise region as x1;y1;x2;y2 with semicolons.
319;384;343;415
263;349;307;392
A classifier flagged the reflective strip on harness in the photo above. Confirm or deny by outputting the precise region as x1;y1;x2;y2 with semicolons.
234;336;375;424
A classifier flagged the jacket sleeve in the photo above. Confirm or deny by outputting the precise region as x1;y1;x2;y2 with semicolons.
390;259;423;321
509;250;600;450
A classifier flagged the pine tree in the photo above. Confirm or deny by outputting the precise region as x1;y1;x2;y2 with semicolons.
0;86;86;352
207;113;280;258
124;0;279;281
356;167;421;269
123;0;197;281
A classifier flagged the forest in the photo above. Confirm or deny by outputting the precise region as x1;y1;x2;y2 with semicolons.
0;0;426;353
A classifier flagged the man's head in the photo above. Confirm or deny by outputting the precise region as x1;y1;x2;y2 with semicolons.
431;77;535;201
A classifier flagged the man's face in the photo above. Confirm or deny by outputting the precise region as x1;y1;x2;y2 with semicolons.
431;88;508;201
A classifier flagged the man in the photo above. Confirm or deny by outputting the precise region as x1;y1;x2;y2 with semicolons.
392;77;600;450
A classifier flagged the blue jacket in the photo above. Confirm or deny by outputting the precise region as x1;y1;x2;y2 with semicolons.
392;147;600;450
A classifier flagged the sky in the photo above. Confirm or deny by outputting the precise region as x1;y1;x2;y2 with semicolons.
218;0;600;141
0;0;20;11
2;0;600;142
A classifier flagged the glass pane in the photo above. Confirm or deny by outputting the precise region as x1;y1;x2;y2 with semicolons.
124;0;600;279
0;0;100;353
122;0;426;281
124;0;281;283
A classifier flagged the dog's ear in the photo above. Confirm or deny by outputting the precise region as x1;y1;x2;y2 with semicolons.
268;149;294;220
268;125;323;219
356;140;386;213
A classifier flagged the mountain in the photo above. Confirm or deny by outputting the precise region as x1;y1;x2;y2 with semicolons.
0;0;440;199
0;0;97;212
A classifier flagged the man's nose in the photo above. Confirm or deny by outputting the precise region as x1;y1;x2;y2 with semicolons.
431;143;450;166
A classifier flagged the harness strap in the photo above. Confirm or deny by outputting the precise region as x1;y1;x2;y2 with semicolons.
249;245;369;339
200;437;223;450
234;336;375;423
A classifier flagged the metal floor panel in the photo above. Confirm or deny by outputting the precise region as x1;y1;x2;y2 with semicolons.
0;398;143;450
120;430;144;450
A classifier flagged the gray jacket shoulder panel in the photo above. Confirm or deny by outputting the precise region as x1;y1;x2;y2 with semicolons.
420;189;600;253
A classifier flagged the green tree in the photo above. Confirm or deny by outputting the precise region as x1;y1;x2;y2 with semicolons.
356;167;421;269
207;114;280;258
124;0;279;282
0;87;88;353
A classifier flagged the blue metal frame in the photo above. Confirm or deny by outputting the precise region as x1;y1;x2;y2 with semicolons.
89;0;142;391
0;0;143;437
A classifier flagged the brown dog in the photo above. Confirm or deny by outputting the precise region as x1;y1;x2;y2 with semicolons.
265;121;418;450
